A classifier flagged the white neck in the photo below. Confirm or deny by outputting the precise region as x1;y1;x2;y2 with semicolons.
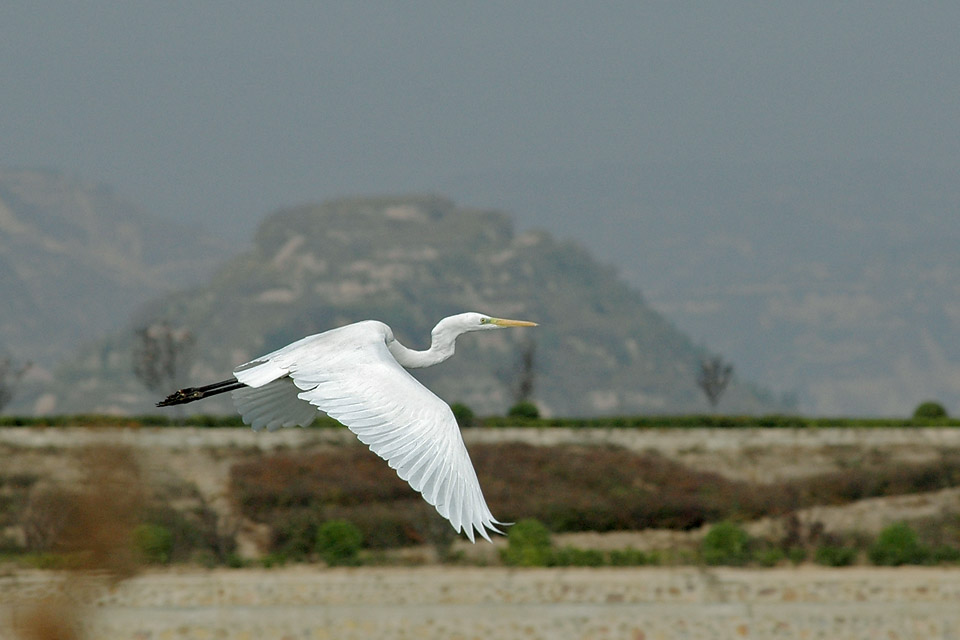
387;324;460;369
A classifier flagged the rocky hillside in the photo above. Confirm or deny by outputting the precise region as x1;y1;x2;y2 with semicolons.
445;161;960;416
0;168;230;370
42;195;783;416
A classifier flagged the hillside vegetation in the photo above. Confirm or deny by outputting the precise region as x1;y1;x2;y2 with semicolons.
47;195;785;416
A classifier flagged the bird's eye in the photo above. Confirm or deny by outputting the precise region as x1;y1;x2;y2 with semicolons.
479;318;488;324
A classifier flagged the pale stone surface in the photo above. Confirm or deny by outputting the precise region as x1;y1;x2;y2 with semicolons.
2;567;959;640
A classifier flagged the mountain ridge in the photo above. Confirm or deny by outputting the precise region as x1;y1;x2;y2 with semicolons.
0;168;231;372
37;195;783;417
442;160;960;415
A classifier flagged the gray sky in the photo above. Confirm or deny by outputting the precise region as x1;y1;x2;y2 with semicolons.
3;3;959;240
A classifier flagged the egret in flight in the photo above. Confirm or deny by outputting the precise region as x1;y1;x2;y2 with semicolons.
158;312;537;542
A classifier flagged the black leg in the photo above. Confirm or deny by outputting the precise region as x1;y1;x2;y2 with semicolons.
157;378;245;407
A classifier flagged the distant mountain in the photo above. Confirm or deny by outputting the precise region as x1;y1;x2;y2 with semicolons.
0;168;231;371
443;161;960;416
41;195;785;416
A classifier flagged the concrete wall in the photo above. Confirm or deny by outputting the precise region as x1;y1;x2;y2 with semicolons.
2;567;959;640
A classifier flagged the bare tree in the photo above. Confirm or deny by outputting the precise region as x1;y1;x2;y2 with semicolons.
132;322;195;393
697;356;733;409
513;338;536;406
506;338;541;419
0;356;31;413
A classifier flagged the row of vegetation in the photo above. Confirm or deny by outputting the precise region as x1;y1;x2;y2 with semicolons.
229;443;960;548
122;515;956;569
499;518;960;568
3;440;959;570
11;486;955;571
0;399;955;429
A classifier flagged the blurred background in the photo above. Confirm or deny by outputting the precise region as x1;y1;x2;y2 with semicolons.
1;3;959;416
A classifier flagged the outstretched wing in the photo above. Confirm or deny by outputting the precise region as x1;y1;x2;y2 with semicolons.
231;322;504;542
230;377;318;432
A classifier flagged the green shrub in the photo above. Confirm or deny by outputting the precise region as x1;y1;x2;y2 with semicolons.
701;521;751;566
316;519;363;566
260;552;288;568
501;518;552;567
786;547;807;565
868;522;929;566
226;553;247;568
132;523;174;564
272;511;320;560
191;549;220;569
913;401;948;420
139;504;230;565
550;546;605;567
450;403;475;428
930;545;960;564
814;545;857;567
0;533;22;554
608;548;654;566
507;402;540;420
754;547;785;567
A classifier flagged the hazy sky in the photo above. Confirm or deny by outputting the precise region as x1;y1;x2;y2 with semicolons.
3;3;959;241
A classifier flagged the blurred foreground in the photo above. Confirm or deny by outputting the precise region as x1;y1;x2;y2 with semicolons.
2;566;959;639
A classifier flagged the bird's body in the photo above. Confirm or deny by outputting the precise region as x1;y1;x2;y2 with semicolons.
158;312;536;542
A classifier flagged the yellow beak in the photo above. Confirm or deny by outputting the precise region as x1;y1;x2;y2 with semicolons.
489;317;538;327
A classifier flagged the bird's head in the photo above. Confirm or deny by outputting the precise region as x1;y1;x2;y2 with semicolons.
434;312;538;337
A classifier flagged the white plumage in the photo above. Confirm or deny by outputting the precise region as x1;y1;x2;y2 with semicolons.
161;312;536;542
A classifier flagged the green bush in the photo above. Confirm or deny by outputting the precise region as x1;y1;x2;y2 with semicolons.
754;547;785;567
260;552;288;568
139;504;231;565
226;553;247;568
132;523;174;564
272;511;320;560
913;401;948;420
814;545;857;567
316;519;363;566
608;548;654;566
868;522;929;566
930;545;960;564
0;533;22;554
450;403;475;428
550;546;605;567
501;518;552;567
507;402;540;420
786;547;807;565
701;521;751;566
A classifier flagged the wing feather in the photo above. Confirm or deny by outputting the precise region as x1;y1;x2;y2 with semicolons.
231;378;317;431
231;320;503;541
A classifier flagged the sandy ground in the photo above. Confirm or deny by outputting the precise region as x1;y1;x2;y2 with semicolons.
2;566;960;640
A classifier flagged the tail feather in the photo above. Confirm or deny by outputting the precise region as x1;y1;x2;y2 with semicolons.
156;377;245;407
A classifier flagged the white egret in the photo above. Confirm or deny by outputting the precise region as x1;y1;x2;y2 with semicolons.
157;312;537;542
